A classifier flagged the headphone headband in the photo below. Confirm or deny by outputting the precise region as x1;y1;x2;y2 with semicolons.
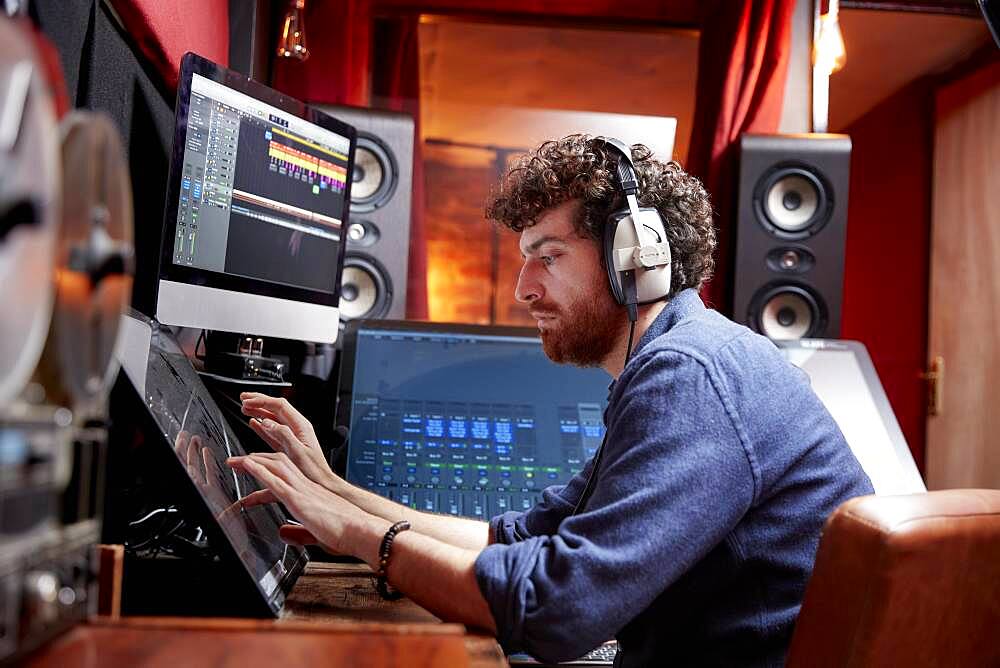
592;137;638;195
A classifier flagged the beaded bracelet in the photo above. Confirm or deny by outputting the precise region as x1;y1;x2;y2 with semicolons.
375;520;411;600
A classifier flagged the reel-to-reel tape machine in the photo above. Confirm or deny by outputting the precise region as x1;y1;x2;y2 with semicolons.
0;16;133;663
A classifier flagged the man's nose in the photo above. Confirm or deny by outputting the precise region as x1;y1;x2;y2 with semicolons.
514;263;541;304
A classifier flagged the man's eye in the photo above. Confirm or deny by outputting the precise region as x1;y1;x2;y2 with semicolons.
541;255;555;266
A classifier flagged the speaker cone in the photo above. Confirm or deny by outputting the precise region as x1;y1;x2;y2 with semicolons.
751;284;825;340
350;134;398;213
339;254;391;320
755;166;830;238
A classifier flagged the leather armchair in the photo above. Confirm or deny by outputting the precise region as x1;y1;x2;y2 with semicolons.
786;489;1000;667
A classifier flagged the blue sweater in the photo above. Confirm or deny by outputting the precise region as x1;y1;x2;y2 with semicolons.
474;289;874;667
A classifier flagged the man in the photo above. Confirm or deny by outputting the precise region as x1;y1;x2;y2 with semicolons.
229;135;873;667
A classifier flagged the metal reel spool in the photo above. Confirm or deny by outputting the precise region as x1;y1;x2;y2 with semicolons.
0;19;60;409
33;111;134;417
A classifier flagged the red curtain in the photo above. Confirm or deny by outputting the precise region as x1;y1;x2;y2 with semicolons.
686;0;797;313
371;15;428;320
271;0;372;106
108;0;229;90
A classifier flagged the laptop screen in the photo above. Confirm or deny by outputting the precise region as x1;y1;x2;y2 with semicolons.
338;321;611;519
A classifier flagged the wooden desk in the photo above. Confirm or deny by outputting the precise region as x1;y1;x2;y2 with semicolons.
24;562;507;668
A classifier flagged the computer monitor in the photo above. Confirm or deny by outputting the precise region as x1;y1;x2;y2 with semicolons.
336;321;611;520
156;53;356;343
776;339;926;496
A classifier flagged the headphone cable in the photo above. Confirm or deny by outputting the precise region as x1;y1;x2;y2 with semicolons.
625;318;636;363
623;269;639;362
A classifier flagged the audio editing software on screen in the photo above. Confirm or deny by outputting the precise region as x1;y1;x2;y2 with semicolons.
172;73;350;294
344;328;611;519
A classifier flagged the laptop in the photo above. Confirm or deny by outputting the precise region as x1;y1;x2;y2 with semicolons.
336;320;612;520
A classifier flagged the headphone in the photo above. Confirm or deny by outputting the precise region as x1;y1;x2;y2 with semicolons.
592;137;672;317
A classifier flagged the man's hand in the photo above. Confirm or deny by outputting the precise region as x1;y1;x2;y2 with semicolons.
229;454;496;635
228;451;387;566
240;392;345;494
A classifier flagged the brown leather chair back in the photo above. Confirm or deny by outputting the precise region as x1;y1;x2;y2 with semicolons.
786;489;1000;667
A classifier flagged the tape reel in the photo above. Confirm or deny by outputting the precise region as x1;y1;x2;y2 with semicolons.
33;112;134;416
0;21;61;408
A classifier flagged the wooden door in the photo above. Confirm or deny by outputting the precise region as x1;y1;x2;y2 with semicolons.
926;60;1000;490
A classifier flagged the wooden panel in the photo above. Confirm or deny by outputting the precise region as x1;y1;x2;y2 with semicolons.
926;60;1000;489
419;20;697;163
830;9;989;131
423;144;497;324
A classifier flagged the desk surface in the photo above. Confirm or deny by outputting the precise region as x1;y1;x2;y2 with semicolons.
25;562;506;668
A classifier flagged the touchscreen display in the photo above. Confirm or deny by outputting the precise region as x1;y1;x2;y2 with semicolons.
116;310;307;606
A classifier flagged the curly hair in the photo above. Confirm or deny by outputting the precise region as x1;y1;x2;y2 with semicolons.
485;134;716;297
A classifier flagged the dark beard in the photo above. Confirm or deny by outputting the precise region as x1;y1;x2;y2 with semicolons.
538;290;624;367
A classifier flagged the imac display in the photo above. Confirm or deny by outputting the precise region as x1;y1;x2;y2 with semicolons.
157;53;355;343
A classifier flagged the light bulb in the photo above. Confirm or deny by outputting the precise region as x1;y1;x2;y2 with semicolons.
813;0;846;75
277;0;309;61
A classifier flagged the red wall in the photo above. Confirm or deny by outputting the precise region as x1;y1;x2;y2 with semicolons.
840;80;934;472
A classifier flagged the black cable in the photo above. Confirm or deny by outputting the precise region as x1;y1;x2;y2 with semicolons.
625;320;637;364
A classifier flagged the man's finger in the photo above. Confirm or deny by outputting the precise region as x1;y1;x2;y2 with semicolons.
248;416;287;453
241;405;279;422
249;417;306;454
234;456;297;502
240;488;277;509
252;451;308;484
240;395;309;432
236;451;284;461
278;524;319;548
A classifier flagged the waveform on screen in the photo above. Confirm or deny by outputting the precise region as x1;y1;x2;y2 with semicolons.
231;188;342;232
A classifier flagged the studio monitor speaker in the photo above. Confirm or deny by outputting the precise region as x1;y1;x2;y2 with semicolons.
733;134;852;340
318;105;414;321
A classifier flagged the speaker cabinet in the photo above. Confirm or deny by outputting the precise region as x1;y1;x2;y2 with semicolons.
733;134;851;340
318;105;414;321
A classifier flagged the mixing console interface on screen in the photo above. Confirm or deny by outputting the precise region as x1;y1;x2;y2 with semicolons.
345;329;610;519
